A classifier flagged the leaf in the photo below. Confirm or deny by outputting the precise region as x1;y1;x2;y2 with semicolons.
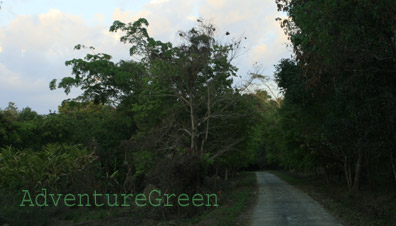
49;79;57;90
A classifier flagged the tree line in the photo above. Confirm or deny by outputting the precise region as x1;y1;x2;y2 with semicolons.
1;0;395;224
0;18;276;224
267;0;396;190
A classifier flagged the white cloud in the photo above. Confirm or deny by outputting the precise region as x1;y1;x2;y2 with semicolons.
0;0;291;113
112;1;197;42
113;8;139;22
198;0;291;77
206;0;226;9
186;16;197;22
250;44;268;63
0;9;127;112
0;63;44;92
0;63;21;88
96;13;105;22
149;0;170;5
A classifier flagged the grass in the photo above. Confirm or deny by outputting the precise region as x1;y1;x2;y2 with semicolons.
0;173;257;226
189;171;257;226
0;189;143;226
272;170;396;226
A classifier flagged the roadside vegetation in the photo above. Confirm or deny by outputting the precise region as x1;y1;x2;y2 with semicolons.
0;16;270;226
263;1;396;225
189;172;257;226
1;0;395;225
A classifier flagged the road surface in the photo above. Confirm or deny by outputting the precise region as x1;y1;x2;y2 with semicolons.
251;172;342;226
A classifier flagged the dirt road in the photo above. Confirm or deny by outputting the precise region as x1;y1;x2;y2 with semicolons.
251;172;342;226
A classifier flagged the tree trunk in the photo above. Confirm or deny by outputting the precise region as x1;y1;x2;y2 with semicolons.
200;79;211;155
391;152;396;182
189;100;196;154
324;165;330;184
214;164;218;190
344;156;352;189
352;150;363;191
225;168;228;181
366;152;372;188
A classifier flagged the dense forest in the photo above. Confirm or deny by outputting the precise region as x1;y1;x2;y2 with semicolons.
272;0;396;190
1;0;395;225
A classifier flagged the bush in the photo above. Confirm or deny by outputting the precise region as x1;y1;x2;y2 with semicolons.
0;143;98;192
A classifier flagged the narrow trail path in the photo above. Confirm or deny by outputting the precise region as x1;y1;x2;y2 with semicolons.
251;172;342;226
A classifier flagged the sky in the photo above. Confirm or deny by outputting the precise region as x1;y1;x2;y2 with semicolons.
0;0;292;114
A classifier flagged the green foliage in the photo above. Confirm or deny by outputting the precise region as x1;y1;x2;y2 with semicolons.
0;104;22;147
0;144;98;191
50;48;146;105
270;0;396;189
191;172;256;226
0;19;278;226
132;150;154;181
